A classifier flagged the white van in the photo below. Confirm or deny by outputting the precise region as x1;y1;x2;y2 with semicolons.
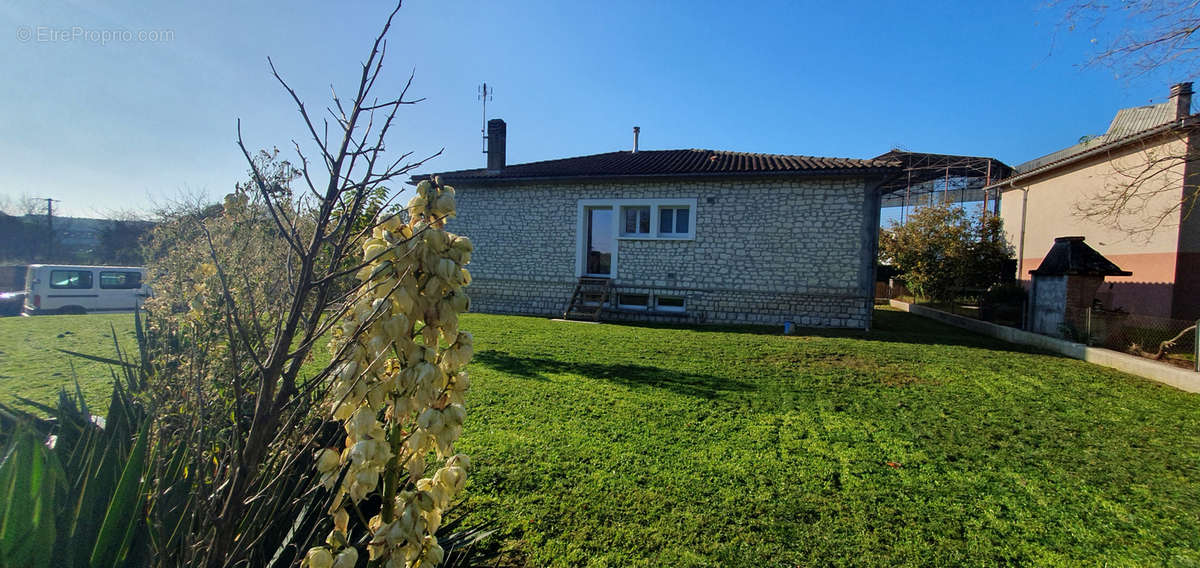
23;265;150;315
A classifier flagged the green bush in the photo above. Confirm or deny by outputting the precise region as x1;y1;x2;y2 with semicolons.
879;204;1013;302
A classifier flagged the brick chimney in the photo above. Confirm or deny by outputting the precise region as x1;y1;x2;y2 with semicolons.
1169;82;1193;119
487;118;506;171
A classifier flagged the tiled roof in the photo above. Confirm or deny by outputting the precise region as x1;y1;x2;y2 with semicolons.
419;149;898;183
1029;236;1132;276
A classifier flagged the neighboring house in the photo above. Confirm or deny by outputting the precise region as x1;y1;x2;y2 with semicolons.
417;119;900;329
993;82;1200;320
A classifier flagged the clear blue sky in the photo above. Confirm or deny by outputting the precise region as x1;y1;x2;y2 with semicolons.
0;0;1186;217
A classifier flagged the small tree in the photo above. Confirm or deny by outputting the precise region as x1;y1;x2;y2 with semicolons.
879;204;1013;302
137;4;454;566
96;219;152;265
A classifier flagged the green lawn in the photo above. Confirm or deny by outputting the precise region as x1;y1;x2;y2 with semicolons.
0;313;141;411
2;309;1199;566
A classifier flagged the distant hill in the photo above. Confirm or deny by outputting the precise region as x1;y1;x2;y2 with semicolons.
1;214;155;265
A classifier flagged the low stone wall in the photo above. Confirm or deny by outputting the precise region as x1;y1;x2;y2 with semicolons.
890;299;1200;393
465;277;575;317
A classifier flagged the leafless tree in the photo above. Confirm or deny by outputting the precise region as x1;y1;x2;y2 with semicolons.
140;3;444;565
1074;127;1200;241
1056;0;1200;80
1050;1;1200;239
0;193;46;216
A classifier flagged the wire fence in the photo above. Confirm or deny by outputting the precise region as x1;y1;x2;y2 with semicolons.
877;283;1199;372
1071;308;1199;371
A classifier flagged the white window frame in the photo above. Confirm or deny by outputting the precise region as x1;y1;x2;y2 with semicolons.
619;205;652;237
580;205;616;277
575;198;698;277
657;206;692;238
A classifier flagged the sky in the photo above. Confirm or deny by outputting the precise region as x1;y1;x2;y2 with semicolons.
0;1;1189;218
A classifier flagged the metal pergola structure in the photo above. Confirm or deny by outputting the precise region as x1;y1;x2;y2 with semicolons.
874;150;1013;222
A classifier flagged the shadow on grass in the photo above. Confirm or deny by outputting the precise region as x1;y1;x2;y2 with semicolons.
607;308;1053;355
473;349;749;399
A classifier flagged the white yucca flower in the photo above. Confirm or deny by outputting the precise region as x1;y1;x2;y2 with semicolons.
311;177;473;567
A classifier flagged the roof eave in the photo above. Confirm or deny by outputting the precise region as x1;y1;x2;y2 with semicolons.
986;116;1200;193
411;166;899;187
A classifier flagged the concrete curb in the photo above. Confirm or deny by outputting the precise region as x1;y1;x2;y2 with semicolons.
888;299;1200;393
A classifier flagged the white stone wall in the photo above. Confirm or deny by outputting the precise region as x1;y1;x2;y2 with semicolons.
446;177;875;328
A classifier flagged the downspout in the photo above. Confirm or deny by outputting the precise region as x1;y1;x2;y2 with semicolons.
986;177;1030;282
1018;185;1028;279
1016;183;1031;331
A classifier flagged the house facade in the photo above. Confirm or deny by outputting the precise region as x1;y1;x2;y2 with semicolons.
420;120;898;329
994;82;1200;320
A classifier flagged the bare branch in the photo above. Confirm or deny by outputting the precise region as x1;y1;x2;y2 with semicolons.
1055;0;1200;79
1072;127;1200;241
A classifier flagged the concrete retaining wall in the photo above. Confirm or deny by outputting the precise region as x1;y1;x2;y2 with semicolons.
889;299;1200;393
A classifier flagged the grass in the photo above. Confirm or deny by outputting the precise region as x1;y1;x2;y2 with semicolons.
2;308;1199;565
458;309;1200;566
0;313;141;412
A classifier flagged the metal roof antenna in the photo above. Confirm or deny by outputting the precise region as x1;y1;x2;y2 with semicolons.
478;83;494;155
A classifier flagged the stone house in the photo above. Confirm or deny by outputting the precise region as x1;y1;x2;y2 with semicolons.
417;120;899;329
992;82;1200;319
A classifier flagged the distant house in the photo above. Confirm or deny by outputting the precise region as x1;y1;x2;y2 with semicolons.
417;120;900;329
993;82;1200;320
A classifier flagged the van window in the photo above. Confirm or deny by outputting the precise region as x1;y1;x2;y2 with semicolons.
100;271;142;290
50;270;93;289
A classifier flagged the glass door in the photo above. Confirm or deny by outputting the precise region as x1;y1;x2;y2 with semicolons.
584;206;614;277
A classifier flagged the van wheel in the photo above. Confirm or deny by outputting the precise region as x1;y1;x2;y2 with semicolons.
59;306;87;315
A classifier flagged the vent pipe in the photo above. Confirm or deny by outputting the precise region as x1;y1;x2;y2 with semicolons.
633;126;640;153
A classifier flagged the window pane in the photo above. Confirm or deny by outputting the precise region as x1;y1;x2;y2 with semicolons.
100;271;142;289
587;208;613;275
675;208;689;233
656;296;685;308
659;208;673;234
618;293;649;308
50;270;93;289
622;206;649;234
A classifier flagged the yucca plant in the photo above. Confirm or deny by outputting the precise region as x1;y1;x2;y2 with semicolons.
4;3;501;565
0;317;154;568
